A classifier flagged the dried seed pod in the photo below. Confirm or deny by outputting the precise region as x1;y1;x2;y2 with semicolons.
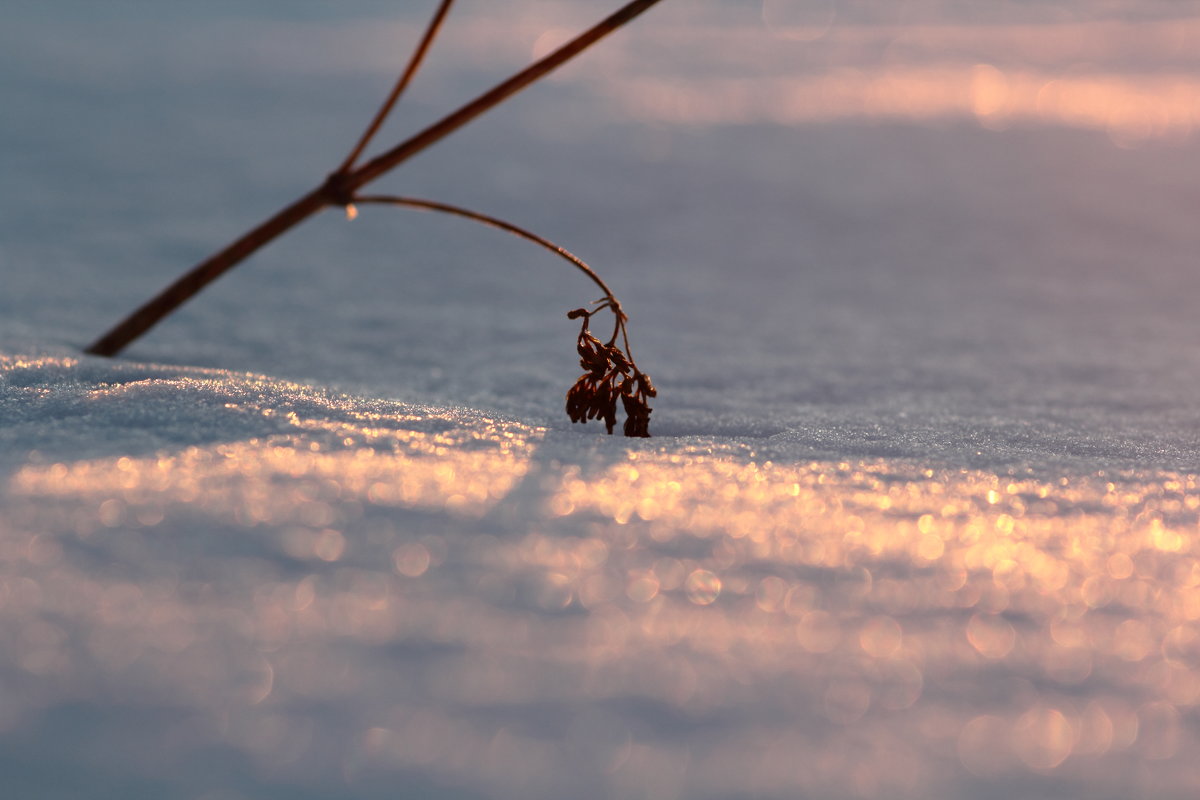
564;305;653;437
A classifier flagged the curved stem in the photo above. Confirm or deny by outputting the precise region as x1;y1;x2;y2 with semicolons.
355;195;637;356
353;195;617;302
336;0;455;174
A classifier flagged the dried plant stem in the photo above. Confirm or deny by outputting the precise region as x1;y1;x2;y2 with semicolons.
345;0;663;190
335;0;455;174
353;195;616;301
85;0;666;357
84;187;333;358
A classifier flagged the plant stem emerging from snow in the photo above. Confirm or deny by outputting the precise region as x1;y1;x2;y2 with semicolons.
85;0;665;357
84;0;663;435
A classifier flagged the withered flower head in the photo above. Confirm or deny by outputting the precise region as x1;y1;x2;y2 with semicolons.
565;307;654;437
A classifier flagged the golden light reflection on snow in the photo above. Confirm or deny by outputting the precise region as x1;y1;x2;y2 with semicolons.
543;453;1200;787
5;424;1200;796
612;68;1200;145
589;16;1200;145
13;414;537;527
252;12;1200;146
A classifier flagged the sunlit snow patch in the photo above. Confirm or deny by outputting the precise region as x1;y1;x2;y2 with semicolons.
2;353;1199;799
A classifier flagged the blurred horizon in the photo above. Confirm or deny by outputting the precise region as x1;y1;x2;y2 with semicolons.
7;2;1200;142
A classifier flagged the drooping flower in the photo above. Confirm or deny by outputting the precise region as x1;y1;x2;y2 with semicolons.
565;307;654;437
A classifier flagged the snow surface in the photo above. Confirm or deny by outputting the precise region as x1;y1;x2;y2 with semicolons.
5;2;1200;798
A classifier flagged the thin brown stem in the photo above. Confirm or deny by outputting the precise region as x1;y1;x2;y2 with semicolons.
85;0;666;357
336;0;455;174
85;187;331;357
353;195;616;301
345;0;665;191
